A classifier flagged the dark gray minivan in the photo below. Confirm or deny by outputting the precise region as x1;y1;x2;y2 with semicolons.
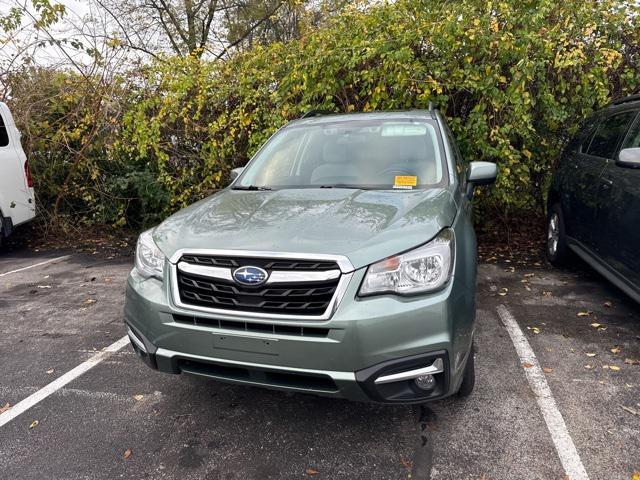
547;95;640;302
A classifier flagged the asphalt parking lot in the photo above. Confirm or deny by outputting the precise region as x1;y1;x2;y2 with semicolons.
0;247;639;480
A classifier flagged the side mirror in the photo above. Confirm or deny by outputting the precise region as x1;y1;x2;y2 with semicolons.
466;161;497;199
229;167;244;183
617;148;640;168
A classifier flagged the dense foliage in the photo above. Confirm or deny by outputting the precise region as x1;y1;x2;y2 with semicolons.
5;0;640;229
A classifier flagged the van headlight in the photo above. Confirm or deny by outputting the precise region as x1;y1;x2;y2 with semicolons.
359;229;454;296
135;229;165;280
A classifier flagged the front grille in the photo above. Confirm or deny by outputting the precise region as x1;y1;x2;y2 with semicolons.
173;315;330;337
175;255;341;317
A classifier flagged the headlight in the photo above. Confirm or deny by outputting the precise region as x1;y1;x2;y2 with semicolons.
359;229;454;296
135;229;165;280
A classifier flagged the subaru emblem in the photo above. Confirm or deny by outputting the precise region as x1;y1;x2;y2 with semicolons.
233;266;268;286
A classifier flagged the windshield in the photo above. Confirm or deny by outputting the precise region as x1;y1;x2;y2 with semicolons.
235;119;445;190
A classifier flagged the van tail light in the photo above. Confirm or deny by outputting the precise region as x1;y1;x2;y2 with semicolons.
24;159;33;188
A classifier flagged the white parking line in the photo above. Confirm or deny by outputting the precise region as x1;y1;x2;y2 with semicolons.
497;305;590;480
0;255;71;277
0;336;130;428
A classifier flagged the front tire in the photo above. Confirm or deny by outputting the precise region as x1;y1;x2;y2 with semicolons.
546;204;571;267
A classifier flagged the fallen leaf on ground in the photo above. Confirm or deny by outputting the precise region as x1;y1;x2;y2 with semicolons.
603;301;613;308
590;323;602;328
621;405;639;417
631;471;640;480
578;311;592;317
542;367;553;373
542;291;552;297
611;347;621;354
624;358;640;365
46;369;54;374
584;365;594;369
84;298;97;305
133;394;144;401
498;288;508;296
609;365;621;372
524;273;535;278
527;326;541;334
0;403;11;413
586;353;597;357
37;285;51;289
29;420;39;429
305;468;318;476
522;362;534;368
400;457;412;469
124;449;132;459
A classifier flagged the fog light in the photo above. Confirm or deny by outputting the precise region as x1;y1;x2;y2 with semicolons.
414;374;436;390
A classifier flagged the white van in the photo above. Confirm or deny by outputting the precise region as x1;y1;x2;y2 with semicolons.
0;102;35;244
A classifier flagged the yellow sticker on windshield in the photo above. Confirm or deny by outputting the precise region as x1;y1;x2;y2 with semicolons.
394;176;418;189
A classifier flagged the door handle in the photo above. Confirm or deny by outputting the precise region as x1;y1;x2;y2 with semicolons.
601;177;613;189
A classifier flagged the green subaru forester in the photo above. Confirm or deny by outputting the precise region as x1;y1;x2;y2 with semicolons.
124;109;497;404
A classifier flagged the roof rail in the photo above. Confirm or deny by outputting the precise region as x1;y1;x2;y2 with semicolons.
610;94;640;106
301;109;334;119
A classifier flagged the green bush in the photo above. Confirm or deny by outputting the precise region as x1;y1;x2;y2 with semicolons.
7;0;640;229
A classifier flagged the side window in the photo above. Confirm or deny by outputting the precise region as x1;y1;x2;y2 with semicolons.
620;113;640;149
586;110;637;158
566;115;598;154
0;112;9;147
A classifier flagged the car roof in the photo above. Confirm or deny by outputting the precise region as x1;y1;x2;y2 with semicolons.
601;95;640;115
289;110;437;127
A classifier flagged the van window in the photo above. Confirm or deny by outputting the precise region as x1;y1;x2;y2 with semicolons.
586;110;637;158
0;113;9;147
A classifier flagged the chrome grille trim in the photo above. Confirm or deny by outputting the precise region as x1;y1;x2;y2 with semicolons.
177;262;233;281
267;269;341;284
169;248;355;273
177;261;341;284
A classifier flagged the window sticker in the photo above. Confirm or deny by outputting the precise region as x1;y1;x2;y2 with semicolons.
393;175;418;189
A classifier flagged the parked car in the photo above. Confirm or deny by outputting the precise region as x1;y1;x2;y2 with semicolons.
124;109;497;404
0;102;35;245
547;94;640;302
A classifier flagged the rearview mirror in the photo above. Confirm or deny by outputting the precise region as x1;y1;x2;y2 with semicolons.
466;161;497;199
617;148;640;168
229;167;244;183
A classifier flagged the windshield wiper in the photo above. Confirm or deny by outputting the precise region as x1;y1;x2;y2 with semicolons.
231;185;273;191
318;184;374;190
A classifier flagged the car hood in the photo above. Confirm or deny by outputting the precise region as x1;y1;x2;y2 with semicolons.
153;188;457;271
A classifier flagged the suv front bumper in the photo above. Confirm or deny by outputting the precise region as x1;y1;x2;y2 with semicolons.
124;266;474;404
